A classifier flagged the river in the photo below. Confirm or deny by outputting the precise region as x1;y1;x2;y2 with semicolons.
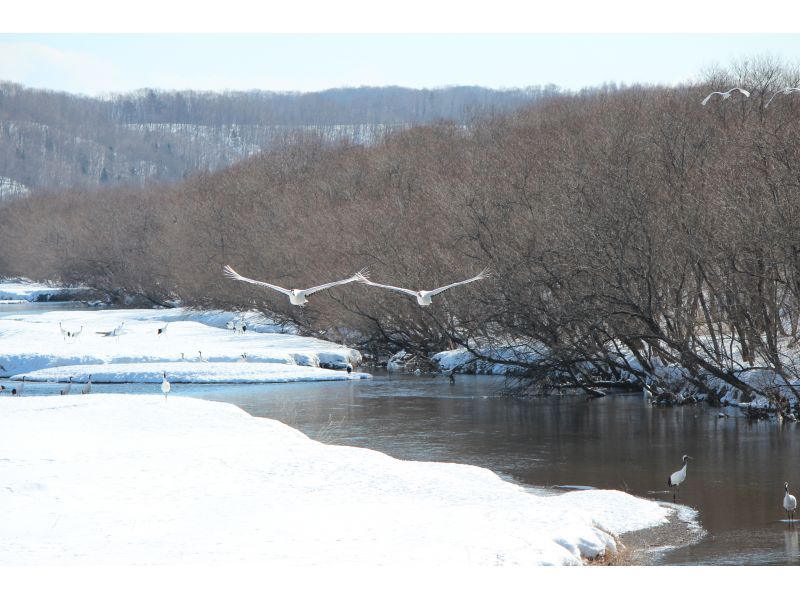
4;302;800;565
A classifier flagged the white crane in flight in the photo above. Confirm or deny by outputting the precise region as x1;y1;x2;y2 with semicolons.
224;265;368;307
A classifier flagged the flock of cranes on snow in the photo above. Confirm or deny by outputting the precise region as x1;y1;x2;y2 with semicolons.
10;265;490;398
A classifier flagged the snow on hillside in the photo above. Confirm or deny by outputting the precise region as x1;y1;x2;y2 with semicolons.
0;176;29;200
0;394;685;565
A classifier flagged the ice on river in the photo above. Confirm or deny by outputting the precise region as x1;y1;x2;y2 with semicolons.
0;394;683;566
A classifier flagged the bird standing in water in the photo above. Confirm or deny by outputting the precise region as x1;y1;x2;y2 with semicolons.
784;483;797;522
668;455;693;502
161;372;171;400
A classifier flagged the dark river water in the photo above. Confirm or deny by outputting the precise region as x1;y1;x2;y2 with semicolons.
18;371;800;566
5;302;800;566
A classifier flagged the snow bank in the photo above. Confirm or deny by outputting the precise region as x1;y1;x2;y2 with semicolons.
0;279;87;302
163;308;293;334
433;347;520;375
0;394;680;565
0;309;364;381
15;362;369;384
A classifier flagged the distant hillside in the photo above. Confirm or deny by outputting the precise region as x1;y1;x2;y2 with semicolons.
0;82;557;199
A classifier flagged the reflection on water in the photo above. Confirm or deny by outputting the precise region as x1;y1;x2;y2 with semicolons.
8;367;800;565
784;528;799;564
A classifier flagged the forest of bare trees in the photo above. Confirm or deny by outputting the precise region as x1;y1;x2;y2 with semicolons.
0;82;553;195
2;58;800;411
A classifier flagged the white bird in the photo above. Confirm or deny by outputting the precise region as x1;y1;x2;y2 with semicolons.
234;320;246;335
238;353;248;363
17;375;25;396
69;326;83;339
157;322;169;336
161;372;171;400
97;322;125;337
223;265;368;307
668;455;693;501
60;376;73;396
197;351;208;362
59;322;67;340
785;483;797;521
356;268;490;306
81;375;92;395
701;88;751;106
643;385;653;403
765;87;800;108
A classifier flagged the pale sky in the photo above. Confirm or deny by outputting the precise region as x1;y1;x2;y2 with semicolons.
2;1;799;96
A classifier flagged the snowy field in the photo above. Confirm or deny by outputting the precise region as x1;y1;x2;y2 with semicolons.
0;308;366;384
0;394;685;566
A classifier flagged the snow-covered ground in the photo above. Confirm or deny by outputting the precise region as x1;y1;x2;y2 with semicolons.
16;362;368;384
0;308;365;383
0;394;686;565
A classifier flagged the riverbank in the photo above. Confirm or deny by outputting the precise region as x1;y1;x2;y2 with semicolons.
0;394;694;565
0;308;366;384
617;509;707;565
0;279;94;303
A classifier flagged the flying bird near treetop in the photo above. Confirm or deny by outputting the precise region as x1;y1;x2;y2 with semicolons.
356;268;490;306
223;265;368;306
765;87;800;108
701;87;751;106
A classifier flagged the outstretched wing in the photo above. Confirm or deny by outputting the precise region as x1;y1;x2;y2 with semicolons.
766;89;783;108
701;91;720;106
223;265;291;296
766;87;800;108
355;272;419;298
428;268;490;297
732;88;751;98
303;268;370;296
